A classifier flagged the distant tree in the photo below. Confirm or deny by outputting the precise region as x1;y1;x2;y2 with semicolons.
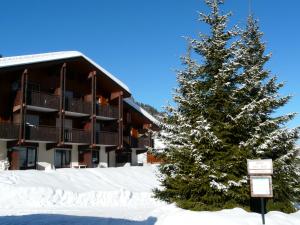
134;101;163;119
154;0;299;213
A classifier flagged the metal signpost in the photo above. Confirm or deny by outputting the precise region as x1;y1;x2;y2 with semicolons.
247;159;273;225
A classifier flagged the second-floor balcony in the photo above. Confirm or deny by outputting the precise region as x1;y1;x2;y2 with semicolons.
95;131;118;146
124;135;153;149
25;125;58;142
96;104;118;119
65;97;91;116
64;128;90;144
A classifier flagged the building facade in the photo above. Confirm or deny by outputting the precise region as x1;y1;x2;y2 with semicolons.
0;51;159;170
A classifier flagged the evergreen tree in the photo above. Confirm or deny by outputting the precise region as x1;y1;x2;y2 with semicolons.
234;15;300;212
154;0;300;213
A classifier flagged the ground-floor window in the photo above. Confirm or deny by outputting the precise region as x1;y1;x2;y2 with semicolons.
54;149;71;168
8;146;37;170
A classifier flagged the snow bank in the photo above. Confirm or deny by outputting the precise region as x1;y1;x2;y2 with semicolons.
0;166;162;209
0;165;299;225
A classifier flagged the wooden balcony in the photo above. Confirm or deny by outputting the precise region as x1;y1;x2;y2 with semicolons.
27;91;60;110
124;136;152;149
14;90;59;112
137;136;152;148
95;131;118;146
0;122;19;140
25;125;58;142
65;98;91;115
64;128;90;144
96;105;118;119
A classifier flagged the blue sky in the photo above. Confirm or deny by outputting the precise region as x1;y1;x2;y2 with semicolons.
1;0;300;128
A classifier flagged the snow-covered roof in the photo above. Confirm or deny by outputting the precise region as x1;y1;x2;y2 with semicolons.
124;98;159;126
0;51;130;93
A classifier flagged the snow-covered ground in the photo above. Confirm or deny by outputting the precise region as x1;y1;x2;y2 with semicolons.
0;165;299;225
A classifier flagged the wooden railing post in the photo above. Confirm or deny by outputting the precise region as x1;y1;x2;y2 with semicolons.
58;63;66;146
18;69;28;145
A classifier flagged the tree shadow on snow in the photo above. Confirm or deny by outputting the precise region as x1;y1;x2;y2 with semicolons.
0;214;157;225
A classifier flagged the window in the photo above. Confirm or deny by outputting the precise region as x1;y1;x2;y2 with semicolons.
55;149;71;168
8;147;37;170
92;150;99;165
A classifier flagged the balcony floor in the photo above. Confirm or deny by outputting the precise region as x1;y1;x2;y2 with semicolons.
65;111;90;117
13;105;58;113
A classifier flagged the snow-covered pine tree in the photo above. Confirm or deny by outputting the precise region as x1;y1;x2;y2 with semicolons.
154;0;247;210
154;0;300;213
233;16;300;212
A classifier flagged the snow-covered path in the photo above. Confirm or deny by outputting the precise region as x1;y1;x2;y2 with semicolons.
0;165;299;225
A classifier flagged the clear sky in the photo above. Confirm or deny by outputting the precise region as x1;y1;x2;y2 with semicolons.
1;0;300;128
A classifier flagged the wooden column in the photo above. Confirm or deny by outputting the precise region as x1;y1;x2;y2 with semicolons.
118;92;123;149
58;63;66;146
110;91;123;150
18;69;28;145
89;71;97;148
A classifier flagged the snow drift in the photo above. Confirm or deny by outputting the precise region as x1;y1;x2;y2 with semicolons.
0;165;299;225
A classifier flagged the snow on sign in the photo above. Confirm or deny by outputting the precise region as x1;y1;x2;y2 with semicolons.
247;159;273;175
250;176;273;198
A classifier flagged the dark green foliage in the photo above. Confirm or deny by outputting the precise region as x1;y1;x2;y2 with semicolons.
154;0;300;213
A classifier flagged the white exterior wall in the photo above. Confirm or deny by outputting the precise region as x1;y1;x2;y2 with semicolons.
37;143;54;170
0;141;7;160
71;145;78;164
131;149;138;166
99;146;108;167
108;150;116;167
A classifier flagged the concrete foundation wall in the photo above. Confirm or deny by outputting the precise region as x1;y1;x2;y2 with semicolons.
37;143;54;170
0;141;7;160
99;146;108;167
108;150;116;167
131;149;138;166
71;145;78;164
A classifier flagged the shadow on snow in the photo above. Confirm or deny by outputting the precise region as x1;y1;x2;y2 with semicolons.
0;214;157;225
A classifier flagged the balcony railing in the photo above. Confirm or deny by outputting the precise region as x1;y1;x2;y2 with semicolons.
25;125;58;142
137;136;152;148
27;91;60;110
0;122;19;140
96;131;118;145
64;128;90;144
65;97;91;115
124;136;152;148
96;104;118;118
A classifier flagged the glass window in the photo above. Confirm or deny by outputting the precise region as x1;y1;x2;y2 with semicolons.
27;148;36;167
55;149;71;168
92;150;99;165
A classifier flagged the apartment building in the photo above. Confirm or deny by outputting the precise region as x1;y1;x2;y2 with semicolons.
0;51;159;170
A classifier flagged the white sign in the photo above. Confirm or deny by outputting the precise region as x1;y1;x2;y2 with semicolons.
247;159;273;175
250;176;273;197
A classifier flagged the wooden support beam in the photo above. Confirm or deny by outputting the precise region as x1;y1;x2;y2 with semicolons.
90;71;97;148
118;92;123;150
18;69;28;145
58;63;66;145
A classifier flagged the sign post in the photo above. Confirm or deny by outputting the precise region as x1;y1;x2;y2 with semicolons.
247;159;273;225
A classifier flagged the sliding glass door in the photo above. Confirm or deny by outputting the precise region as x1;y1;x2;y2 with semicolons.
8;146;37;170
54;149;71;168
